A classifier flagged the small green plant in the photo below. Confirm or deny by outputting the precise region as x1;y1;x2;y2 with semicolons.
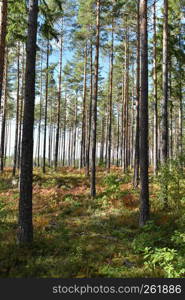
103;174;121;186
157;157;185;210
0;201;7;220
171;231;185;251
132;221;161;253
143;247;185;278
103;174;122;201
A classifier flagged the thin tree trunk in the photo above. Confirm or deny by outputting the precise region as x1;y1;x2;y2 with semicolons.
62;93;67;166
37;50;43;167
107;22;114;172
18;44;25;170
48;120;52;168
91;0;100;198
73;94;78;167
133;0;140;187
13;43;20;176
120;71;124;167
99;116;105;165
123;27;129;172
55;34;63;170
169;62;173;160
153;1;158;175
85;43;93;176
0;52;8;172
139;0;149;227
161;0;168;163
116;105;120;167
43;39;49;173
178;35;183;157
80;42;87;169
0;0;7;108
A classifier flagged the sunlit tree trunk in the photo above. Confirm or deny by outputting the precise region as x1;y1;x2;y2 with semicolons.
62;93;67;166
139;0;149;227
133;0;140;187
85;42;93;176
161;0;168;163
13;43;20;176
153;1;158;175
80;42;87;169
18;44;25;170
43;39;49;173
37;50;43;167
107;22;114;172
55;35;63;170
0;52;8;172
91;0;100;198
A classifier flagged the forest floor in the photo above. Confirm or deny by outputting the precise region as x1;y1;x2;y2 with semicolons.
0;167;185;278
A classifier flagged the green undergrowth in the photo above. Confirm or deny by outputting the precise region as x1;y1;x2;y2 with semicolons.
0;167;185;278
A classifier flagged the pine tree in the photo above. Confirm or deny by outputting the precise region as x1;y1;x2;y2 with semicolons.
139;0;149;227
0;0;8;108
18;0;39;244
91;0;100;198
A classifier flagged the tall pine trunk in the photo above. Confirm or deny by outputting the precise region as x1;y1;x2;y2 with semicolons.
80;43;87;169
13;43;20;176
55;35;63;170
133;0;140;187
43;40;49;173
91;0;100;198
139;0;149;227
161;0;168;163
0;52;8;172
37;50;43;167
153;1;158;175
17;44;25;170
0;0;7;108
107;22;114;172
123;27;129;172
85;43;93;176
18;0;38;243
62;93;67;166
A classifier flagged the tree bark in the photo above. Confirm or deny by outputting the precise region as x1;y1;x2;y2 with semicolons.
17;44;25;170
133;0;140;187
139;0;149;227
62;93;67;166
55;34;63;170
90;0;100;198
37;49;43;167
85;42;93;176
0;51;8;172
43;39;49;173
153;1;158;175
107;22;114;172
13;43;20;176
80;42;88;169
18;0;38;243
0;0;7;109
123;27;129;172
161;0;168;163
